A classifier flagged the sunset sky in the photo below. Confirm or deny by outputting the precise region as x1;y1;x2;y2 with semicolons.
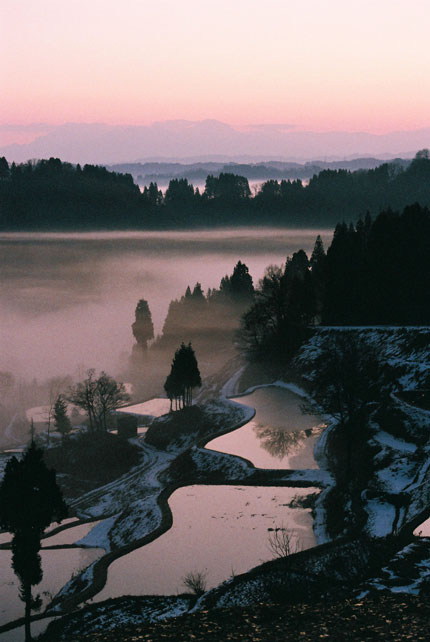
1;0;429;145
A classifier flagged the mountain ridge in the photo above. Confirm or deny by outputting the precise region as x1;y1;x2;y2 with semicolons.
1;120;429;165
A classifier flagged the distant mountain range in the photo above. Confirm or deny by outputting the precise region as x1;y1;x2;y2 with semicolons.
106;158;411;186
0;119;429;165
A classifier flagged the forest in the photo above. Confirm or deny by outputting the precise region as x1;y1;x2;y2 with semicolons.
130;202;430;380
238;202;430;363
1;151;430;229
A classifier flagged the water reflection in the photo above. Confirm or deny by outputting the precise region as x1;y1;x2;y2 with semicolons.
0;547;103;627
414;517;430;537
254;425;322;460
0;617;58;642
95;485;318;601
208;387;323;469
255;424;306;459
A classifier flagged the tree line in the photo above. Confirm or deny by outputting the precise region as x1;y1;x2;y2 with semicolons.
0;157;142;229
131;261;254;363
131;201;430;368
1;151;430;229
240;202;430;361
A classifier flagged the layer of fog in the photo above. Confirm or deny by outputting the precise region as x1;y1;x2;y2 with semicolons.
0;229;332;381
139;179;269;195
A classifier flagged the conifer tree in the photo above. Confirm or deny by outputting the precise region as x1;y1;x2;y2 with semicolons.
0;156;9;179
192;282;205;300
310;235;326;271
0;444;67;641
220;261;254;302
310;235;326;317
164;343;201;409
53;395;72;443
132;299;154;351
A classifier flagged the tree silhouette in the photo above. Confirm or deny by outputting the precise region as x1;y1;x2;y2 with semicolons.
165;178;195;207
239;253;315;361
310;234;326;271
68;369;130;431
164;369;183;412
219;260;254;302
132;299;154;351
309;234;327;319
305;333;394;481
141;181;163;207
192;282;205;301
157;284;208;348
0;156;9;180
164;343;201;410
53;395;72;443
322;204;430;325
204;173;251;202
0;444;67;641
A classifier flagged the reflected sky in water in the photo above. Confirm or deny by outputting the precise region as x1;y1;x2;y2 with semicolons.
0;546;103;627
95;484;318;600
208;387;324;469
254;425;319;460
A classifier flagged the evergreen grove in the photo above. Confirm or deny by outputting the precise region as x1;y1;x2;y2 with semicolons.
134;203;430;366
164;343;202;411
1;151;430;229
239;202;430;361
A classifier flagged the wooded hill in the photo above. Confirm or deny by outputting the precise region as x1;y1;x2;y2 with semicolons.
0;152;429;229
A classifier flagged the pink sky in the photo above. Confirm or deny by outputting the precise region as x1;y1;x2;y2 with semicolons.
1;0;429;144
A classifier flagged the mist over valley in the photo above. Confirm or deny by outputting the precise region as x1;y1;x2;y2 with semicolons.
0;228;332;381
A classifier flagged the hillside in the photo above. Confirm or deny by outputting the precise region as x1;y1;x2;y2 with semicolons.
1;152;430;229
1;326;428;641
39;594;430;641
31;327;430;640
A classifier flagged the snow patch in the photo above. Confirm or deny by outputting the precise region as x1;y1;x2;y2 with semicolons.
365;499;396;537
374;431;417;453
234;380;309;400
220;366;246;397
76;515;118;552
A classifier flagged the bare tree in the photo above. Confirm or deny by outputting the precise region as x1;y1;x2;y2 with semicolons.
68;369;98;431
68;370;130;432
95;372;130;431
267;525;300;559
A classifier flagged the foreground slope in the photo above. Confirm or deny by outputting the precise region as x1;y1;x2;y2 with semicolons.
40;594;430;641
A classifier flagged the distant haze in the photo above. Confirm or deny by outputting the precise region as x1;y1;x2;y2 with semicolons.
2;1;430;134
2;1;429;163
1;120;430;165
0;229;332;380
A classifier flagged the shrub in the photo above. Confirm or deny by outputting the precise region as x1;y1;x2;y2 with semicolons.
182;570;207;596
